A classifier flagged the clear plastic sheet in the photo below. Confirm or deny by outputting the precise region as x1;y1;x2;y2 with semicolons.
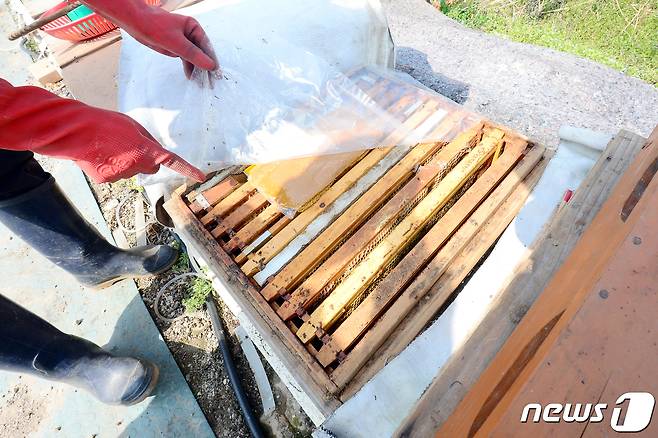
118;0;481;187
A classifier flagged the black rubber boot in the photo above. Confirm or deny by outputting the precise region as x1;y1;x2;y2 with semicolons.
0;294;159;405
0;177;178;289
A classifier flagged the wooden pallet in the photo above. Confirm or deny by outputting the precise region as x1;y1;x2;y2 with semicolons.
164;71;547;409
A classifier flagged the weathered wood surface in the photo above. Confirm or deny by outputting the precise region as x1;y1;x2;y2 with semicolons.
164;189;342;414
241;96;447;278
259;141;443;302
334;145;546;393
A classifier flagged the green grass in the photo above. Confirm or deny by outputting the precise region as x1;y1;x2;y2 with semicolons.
435;0;657;85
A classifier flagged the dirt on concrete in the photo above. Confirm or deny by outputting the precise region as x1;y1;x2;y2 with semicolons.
0;383;47;437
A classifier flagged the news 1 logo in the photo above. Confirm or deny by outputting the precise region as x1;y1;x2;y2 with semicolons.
520;392;655;432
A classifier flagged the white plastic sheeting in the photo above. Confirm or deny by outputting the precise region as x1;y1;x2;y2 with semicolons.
119;0;402;185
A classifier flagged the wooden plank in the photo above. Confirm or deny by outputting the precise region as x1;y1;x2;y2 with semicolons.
234;215;292;265
276;126;485;320
240;148;392;276
224;204;283;253
186;166;245;202
360;69;477;127
163;187;341;416
210;192;269;238
251;145;418;286
269;215;293;235
278;164;436;319
316;137;530;366
200;182;256;226
296;129;505;343
259;141;444;302
392;130;648;437
241;96;446;278
336;153;547;396
438;128;658;437
482;195;658;437
189;174;245;214
262;116;482;302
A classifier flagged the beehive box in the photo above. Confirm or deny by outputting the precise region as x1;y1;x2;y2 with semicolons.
164;72;547;413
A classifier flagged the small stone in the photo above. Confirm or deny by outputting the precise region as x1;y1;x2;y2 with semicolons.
599;289;609;299
104;198;120;211
633;236;642;245
75;319;83;325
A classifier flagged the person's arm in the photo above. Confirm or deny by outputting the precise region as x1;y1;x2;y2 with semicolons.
0;79;205;183
80;0;218;78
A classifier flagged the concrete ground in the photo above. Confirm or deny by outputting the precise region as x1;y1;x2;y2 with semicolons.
0;161;215;438
384;0;658;147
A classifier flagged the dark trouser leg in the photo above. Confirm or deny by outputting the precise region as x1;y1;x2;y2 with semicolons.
0;150;178;288
0;294;159;405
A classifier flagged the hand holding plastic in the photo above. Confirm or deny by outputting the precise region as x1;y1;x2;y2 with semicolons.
0;79;206;183
81;0;219;78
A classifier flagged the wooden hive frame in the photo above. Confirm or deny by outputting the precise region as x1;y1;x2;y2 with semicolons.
164;69;548;413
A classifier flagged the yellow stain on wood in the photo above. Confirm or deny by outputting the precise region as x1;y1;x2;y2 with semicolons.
247;151;367;215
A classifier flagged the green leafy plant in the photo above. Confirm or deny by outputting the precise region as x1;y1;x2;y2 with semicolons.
170;240;191;274
182;276;213;313
168;241;212;313
128;177;145;193
172;251;190;274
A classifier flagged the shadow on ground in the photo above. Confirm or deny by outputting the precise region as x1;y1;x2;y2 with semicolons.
396;46;470;104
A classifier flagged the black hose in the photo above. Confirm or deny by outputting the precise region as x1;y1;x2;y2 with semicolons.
205;294;265;438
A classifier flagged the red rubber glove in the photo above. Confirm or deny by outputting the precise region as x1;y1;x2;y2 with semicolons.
81;0;219;78
0;79;206;183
